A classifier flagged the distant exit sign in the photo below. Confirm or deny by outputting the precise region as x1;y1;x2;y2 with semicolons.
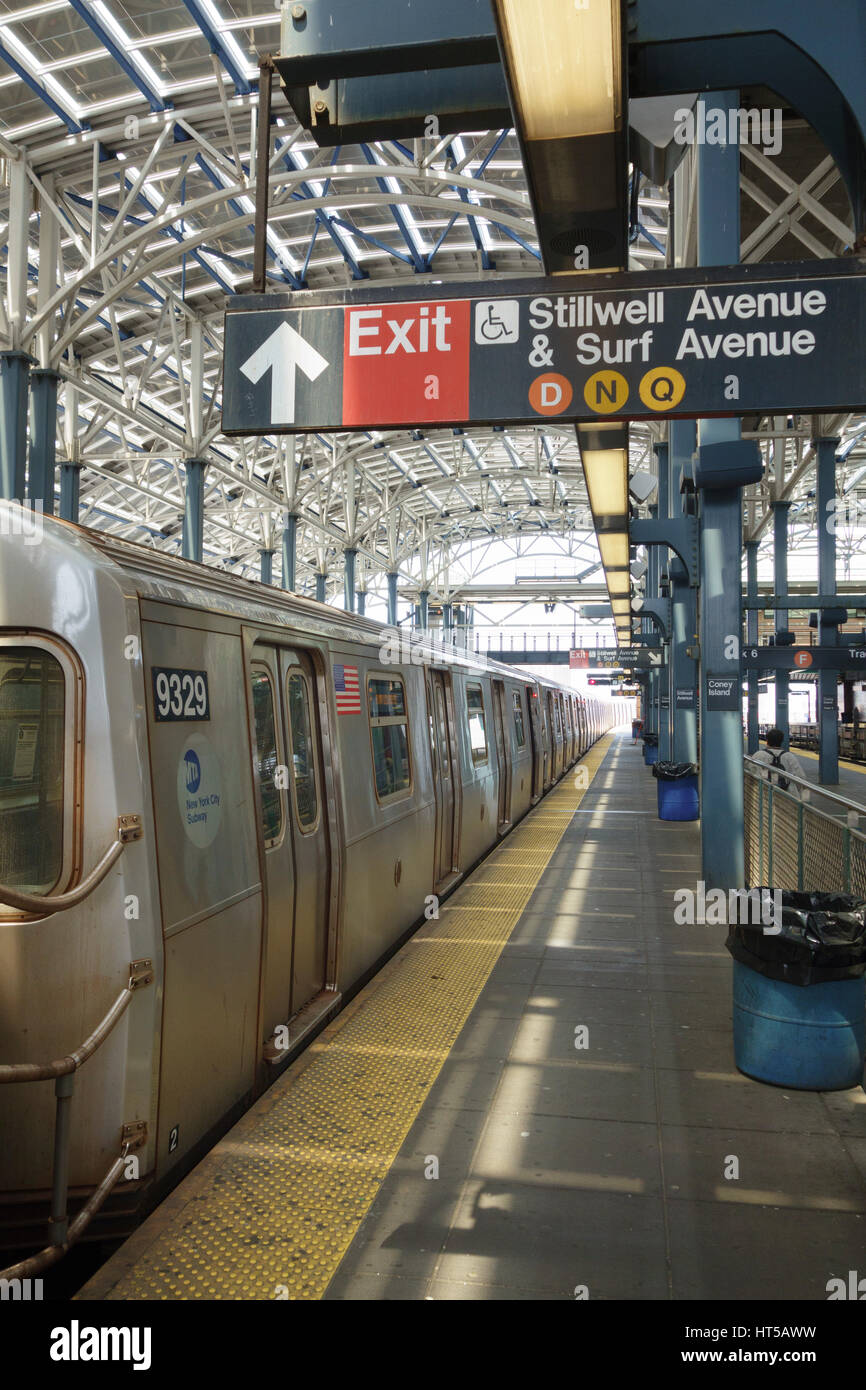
222;261;866;435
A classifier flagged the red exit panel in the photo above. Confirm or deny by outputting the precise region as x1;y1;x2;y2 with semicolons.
342;300;471;426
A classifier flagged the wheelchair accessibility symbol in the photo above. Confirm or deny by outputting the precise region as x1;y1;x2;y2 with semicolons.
474;299;520;345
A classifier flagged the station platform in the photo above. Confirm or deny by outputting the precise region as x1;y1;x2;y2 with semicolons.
79;731;866;1302
794;747;866;812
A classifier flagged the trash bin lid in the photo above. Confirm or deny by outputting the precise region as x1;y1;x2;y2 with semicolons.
652;761;698;779
725;890;866;985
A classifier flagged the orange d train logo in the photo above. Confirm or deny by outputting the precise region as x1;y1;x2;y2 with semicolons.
529;373;574;416
793;650;813;669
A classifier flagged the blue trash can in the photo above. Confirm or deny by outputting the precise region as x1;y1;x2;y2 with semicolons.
652;761;699;820
732;962;865;1090
727;893;866;1090
643;736;658;766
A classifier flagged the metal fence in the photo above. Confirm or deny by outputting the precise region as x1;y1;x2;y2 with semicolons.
744;757;866;894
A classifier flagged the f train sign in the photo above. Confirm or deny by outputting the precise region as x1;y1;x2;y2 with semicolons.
221;261;866;435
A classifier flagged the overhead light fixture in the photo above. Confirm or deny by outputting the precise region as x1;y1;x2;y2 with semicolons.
578;420;632;644
491;0;627;272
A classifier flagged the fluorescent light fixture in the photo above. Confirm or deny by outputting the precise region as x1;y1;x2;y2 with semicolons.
491;0;627;272
598;531;630;572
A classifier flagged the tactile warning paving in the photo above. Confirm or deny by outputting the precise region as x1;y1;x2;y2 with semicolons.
97;736;613;1300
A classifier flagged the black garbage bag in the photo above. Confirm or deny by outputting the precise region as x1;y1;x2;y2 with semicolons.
652;761;698;780
643;732;658;746
725;889;866;986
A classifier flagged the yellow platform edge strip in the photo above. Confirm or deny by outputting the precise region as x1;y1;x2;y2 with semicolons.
95;734;614;1301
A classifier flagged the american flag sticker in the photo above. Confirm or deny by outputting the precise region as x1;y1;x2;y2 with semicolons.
333;664;361;714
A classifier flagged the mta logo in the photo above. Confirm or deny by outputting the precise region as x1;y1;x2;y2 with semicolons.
184;749;201;794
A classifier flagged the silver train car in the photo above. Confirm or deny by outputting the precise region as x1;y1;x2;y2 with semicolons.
0;504;619;1259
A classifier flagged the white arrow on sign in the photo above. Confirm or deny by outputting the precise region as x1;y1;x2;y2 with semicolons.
239;321;329;425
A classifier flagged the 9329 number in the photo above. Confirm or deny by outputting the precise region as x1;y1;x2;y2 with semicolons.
152;667;210;722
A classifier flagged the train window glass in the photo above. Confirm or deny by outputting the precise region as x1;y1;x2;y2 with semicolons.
368;676;412;800
553;696;561;736
467;684;488;764
435;686;450;778
287;672;318;831
250;670;283;846
512;690;526;748
0;647;65;894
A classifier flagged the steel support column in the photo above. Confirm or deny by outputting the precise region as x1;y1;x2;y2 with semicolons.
697;92;744;890
357;589;366;617
646;505;659;738
260;548;274;585
655;443;672;761
282;514;297;592
315;572;327;603
59;462;81;522
419;590;429;631
816;434;840;783
344;548;357;613
773;501;791;743
0;352;31;502
387;571;399;626
669;419;698;763
745;540;760;753
181;458;207;563
28;368;60;516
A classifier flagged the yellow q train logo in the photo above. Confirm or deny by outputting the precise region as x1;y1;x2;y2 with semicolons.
639;367;686;412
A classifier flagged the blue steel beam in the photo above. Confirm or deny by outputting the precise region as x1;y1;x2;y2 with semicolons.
66;0;166;111
360;143;428;271
0;40;85;132
179;0;252;94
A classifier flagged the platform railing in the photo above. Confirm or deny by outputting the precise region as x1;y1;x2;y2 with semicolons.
744;757;866;894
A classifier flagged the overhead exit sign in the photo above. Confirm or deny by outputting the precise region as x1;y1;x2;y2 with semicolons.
221;261;866;435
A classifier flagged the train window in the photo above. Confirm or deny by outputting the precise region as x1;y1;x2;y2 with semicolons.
368;676;412;801
287;672;318;831
553;696;562;736
250;669;283;846
0;647;65;894
467;684;488;764
512;690;526;748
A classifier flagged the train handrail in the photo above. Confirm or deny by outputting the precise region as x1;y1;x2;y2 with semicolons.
0;959;153;1278
0;813;142;916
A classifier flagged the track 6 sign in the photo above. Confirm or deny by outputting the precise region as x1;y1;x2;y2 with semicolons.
221;262;866;435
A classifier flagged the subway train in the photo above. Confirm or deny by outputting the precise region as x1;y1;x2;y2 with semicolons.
786;722;866;763
0;502;620;1263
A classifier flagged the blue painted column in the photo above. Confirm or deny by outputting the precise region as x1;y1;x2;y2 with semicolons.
646;505;659;738
282;514;297;591
387;571;399;626
356;589;366;617
315;571;327;603
670;419;698;762
344;548;357;613
816;434;840;783
773;502;791;743
418;590;430;631
260;548;274;585
28;368;60;516
697;91;744;890
655;442;672;761
59;463;81;522
443;601;453;639
181;458;207;563
0;351;31;501
745;541;760;753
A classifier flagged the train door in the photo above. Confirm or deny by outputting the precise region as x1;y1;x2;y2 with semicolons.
546;691;560;780
250;644;330;1044
428;668;459;888
492;679;512;831
527;684;543;802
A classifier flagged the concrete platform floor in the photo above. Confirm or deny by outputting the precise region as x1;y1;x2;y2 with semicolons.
324;732;866;1300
